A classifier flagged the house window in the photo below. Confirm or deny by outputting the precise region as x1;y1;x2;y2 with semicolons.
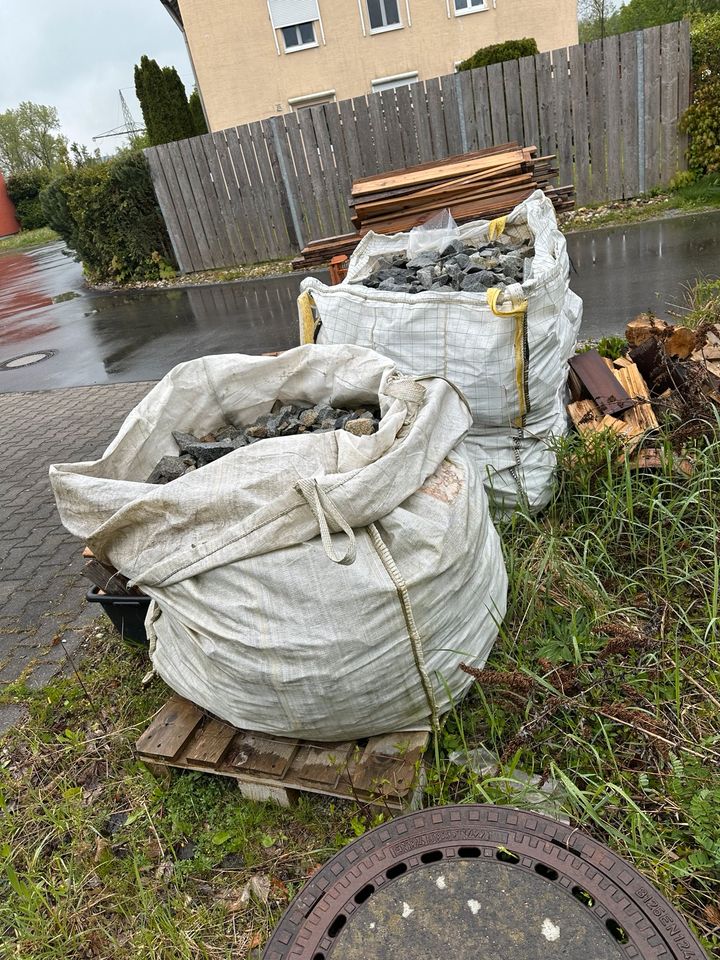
367;0;402;32
371;71;418;92
281;21;317;50
454;0;487;14
288;90;337;110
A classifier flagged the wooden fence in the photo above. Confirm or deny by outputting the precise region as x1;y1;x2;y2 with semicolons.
145;21;691;274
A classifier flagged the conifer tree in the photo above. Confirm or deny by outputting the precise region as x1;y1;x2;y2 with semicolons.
189;89;208;136
134;56;195;146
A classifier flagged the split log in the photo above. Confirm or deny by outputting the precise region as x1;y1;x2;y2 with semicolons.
599;416;644;447
612;362;659;432
665;327;696;359
567;399;603;433
692;325;720;363
627;337;686;393
567;400;642;447
626;314;671;348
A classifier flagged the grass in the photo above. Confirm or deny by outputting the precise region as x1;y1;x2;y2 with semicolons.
3;424;718;955
0;641;365;958
677;277;720;330
431;426;720;949
0;227;58;253
109;259;294;291
1;282;719;955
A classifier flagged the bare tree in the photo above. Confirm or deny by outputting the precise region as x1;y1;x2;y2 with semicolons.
578;0;618;40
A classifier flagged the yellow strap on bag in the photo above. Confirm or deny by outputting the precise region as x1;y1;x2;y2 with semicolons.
486;287;530;429
297;290;316;345
488;215;507;241
486;287;527;317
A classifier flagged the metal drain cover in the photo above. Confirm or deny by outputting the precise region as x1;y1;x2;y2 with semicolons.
264;805;706;960
0;351;54;369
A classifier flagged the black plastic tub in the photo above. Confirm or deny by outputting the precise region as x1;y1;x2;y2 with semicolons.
86;586;151;647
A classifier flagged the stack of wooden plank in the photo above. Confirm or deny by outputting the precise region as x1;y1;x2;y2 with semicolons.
349;143;571;233
294;233;361;269
292;142;574;270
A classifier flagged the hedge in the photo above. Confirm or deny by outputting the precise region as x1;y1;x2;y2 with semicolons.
679;13;720;175
6;170;52;231
41;152;176;284
457;38;538;72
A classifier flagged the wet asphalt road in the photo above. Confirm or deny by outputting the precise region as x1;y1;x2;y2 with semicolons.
1;209;719;393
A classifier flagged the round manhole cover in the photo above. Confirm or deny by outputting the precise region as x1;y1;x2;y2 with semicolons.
264;805;706;960
0;351;55;369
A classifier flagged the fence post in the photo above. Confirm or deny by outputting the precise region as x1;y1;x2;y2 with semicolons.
455;74;469;153
636;31;646;195
270;117;305;251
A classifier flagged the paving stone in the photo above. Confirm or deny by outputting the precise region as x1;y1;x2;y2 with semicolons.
0;580;22;603
0;703;29;736
25;661;63;691
0;381;155;695
0;653;34;684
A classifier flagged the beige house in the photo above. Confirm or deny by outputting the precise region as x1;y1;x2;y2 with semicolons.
162;0;578;131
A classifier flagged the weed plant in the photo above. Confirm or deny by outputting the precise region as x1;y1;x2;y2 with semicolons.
428;427;720;951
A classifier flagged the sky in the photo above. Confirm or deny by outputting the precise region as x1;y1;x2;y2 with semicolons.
0;0;194;152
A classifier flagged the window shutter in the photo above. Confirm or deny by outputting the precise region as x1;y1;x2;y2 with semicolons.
268;0;320;28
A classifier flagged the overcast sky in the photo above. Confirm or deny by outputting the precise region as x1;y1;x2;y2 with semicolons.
0;1;194;152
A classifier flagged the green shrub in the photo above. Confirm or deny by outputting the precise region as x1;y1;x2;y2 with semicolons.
680;13;720;174
6;170;51;230
41;152;176;284
458;38;538;72
690;9;720;77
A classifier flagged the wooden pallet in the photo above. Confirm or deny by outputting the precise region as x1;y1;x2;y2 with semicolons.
136;696;429;810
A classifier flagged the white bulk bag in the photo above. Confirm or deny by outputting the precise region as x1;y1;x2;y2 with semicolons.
301;190;582;513
50;345;507;740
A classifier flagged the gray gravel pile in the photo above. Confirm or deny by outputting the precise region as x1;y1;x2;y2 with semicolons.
360;236;534;295
146;401;381;483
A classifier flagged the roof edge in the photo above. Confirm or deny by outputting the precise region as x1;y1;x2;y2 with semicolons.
159;0;183;30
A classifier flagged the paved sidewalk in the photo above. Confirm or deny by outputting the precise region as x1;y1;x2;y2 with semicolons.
0;381;155;730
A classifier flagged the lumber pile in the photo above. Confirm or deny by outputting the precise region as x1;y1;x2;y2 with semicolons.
349;143;572;232
566;315;720;475
292;142;574;270
293;234;361;270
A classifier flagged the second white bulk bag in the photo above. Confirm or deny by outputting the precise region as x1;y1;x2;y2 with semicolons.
301;190;582;513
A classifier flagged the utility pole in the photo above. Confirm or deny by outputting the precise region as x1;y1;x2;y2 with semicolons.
93;90;146;142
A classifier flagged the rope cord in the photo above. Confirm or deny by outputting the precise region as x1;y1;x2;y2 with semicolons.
367;522;439;731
